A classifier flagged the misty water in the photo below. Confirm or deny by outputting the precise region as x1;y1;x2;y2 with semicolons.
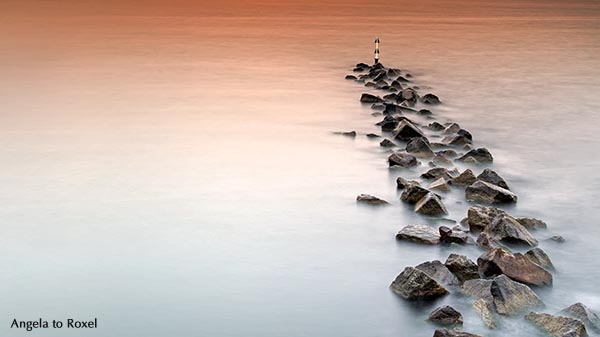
1;1;600;336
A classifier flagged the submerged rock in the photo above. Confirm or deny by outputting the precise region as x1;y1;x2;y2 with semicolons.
341;130;357;137
393;120;426;140
390;267;449;300
445;254;479;283
422;93;441;104
456;148;494;163
406;137;435;158
525;248;554;270
380;138;396;147
549;235;566;243
396;224;440;245
345;74;358;80
517;217;548;230
433;329;482;337
428;306;463;326
467;205;507;232
388;152;418;168
360;93;384;103
366;133;380;138
473;298;497;329
525;312;587;337
477;169;510;190
400;183;431;204
477;248;553;286
416;260;461;286
415;193;448;216
356;194;390;205
491;274;543;316
483;214;538;246
466;180;518;204
561;303;600;333
452;169;478;186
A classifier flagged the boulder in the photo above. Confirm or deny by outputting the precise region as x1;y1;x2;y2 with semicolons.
428;306;463;326
465;180;517;204
467;205;507;232
356;194;390;206
390;267;448;300
415;193;448;216
431;154;452;166
396;177;412;189
393;120;425;140
437;149;459;158
401;88;418;104
428;121;446;131
550;235;566;243
421;93;441;104
561;303;600;333
444;123;461;134
525;248;554;270
366;133;380;138
360;93;384;103
400;183;431;203
517;217;548;230
406;138;435;158
421;167;455;180
388;152;418;168
445;254;479;282
525;312;587;337
396;75;410;82
442;134;472;146
473;298;497;329
383;103;402;115
452;169;477;186
429;178;451;192
380;138;396;147
419;109;433;115
476;232;502;250
483;214;538;246
345;74;358;80
456;148;494;163
439;226;470;245
477;248;553;286
396;224;440;245
433;329;482;337
341;131;356;137
457;129;473;140
461;279;493;301
491;274;543;315
355;62;370;68
477;169;510;190
416;260;461;286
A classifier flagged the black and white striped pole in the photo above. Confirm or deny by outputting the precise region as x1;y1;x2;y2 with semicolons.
374;37;380;64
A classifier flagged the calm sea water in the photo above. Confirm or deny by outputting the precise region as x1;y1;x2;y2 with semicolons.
1;1;600;336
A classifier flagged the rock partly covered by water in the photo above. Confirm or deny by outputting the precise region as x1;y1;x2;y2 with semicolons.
439;226;471;245
483;214;538;246
415;193;448;216
432;329;482;337
406;137;435;158
360;93;384;103
401;183;431;203
416;260;460;286
467;205;507;232
517;217;548;230
466;180;518;204
390;267;449;300
525;248;554;270
491;274;543;316
525;312;588;337
356;194;390;205
396;224;440;245
422;93;441;104
477;248;553;286
393;120;426;141
477;169;510;190
388;152;418;168
380;138;396;147
561;303;600;333
428;305;463;326
473;298;497;329
461;279;493;301
456;148;493;163
445;254;479;283
452;169;477;186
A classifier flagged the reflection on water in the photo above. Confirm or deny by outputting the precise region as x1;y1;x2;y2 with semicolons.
1;1;600;336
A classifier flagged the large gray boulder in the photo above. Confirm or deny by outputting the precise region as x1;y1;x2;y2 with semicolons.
491;274;543;315
466;180;518;204
406;137;434;158
415;193;448;216
456;148;494;163
388;152;418;168
396;224;440;245
416;260;460;286
393;120;425;140
477;248;553;286
390;267;448;300
561;303;600;333
477;169;510;190
525;248;554;270
467;205;507;232
483;214;538;246
439;226;470;245
428;306;463;326
451;169;477;186
400;183;431;204
525;312;587;337
445;254;479;283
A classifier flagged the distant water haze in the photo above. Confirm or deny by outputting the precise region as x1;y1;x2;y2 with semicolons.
1;1;599;336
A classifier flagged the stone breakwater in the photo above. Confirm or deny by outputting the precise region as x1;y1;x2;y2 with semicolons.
345;62;599;337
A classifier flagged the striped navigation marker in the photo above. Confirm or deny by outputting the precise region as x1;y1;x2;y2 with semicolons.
374;37;380;64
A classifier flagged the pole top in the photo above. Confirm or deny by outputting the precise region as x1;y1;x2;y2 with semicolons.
374;37;380;43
